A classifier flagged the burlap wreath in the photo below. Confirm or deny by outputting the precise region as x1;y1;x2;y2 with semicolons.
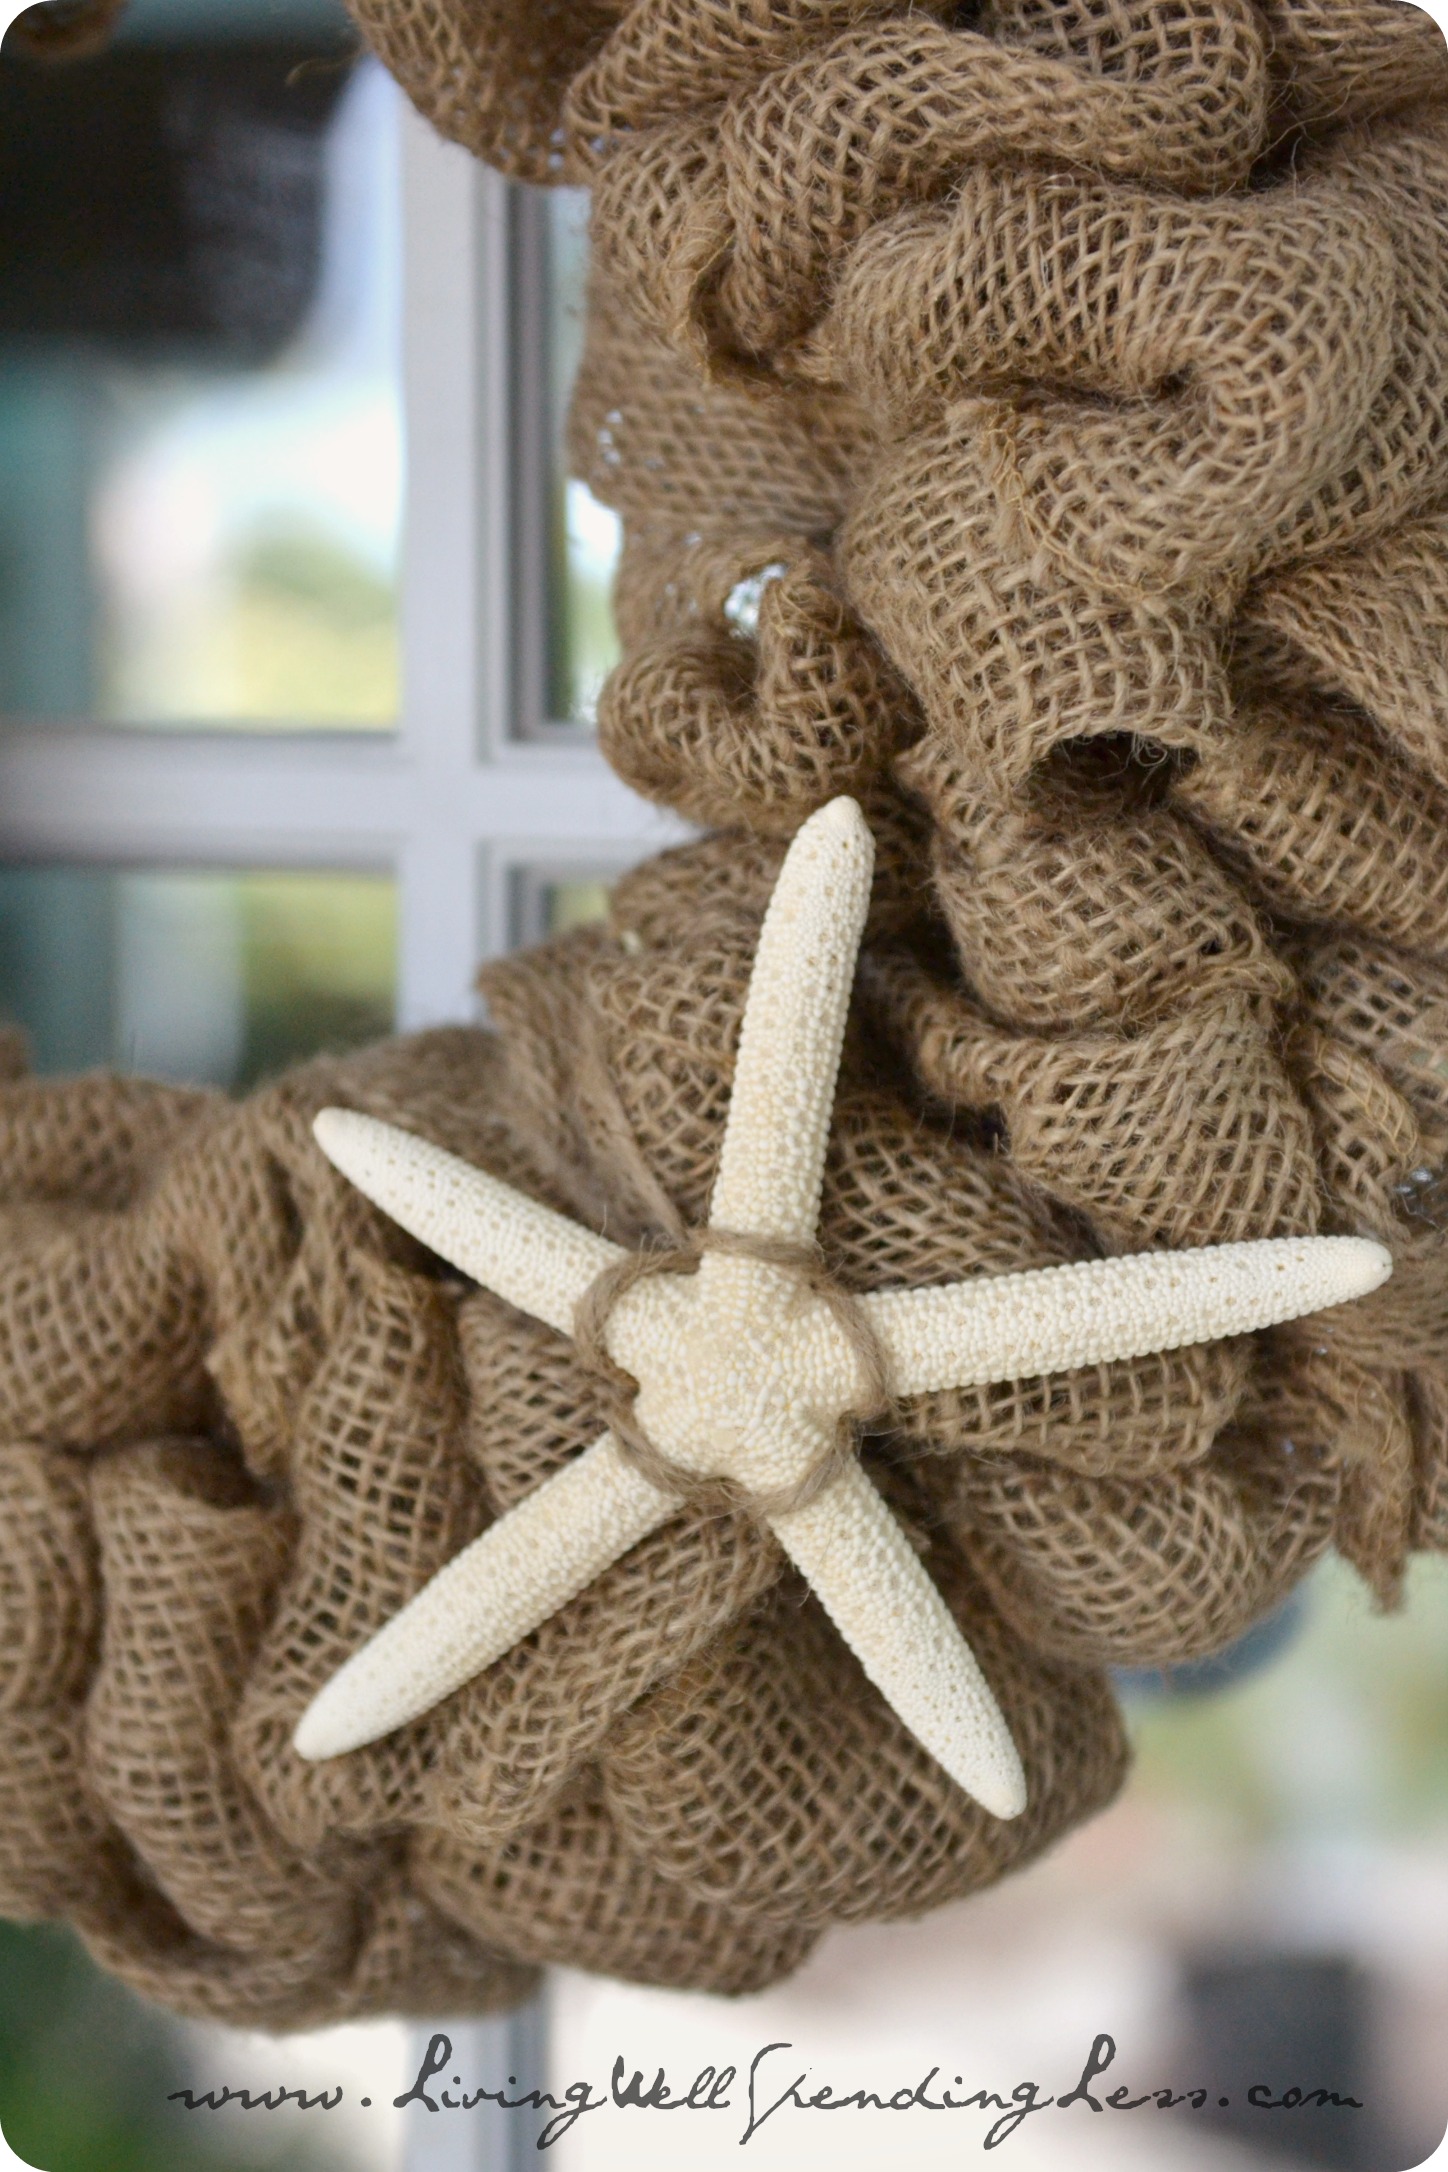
3;0;1448;2023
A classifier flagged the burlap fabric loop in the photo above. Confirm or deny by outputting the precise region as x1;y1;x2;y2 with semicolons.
582;0;1275;375
571;1225;893;1519
597;541;918;834
1257;0;1448;130
815;173;1398;597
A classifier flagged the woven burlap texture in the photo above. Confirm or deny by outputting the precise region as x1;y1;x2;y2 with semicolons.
345;0;1448;1880
340;0;1448;1594
0;982;1134;2025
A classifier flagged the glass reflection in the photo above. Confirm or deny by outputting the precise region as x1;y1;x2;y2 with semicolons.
0;0;401;728
546;186;621;730
543;877;613;937
0;865;396;1086
509;864;616;950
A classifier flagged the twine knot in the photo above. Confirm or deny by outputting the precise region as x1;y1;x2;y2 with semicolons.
571;1228;893;1520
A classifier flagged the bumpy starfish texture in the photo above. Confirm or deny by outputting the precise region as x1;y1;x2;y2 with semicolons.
295;798;1392;1820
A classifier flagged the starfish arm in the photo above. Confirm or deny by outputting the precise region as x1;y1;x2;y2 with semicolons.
861;1234;1393;1399
313;1108;625;1337
770;1458;1027;1821
292;1433;677;1760
706;796;875;1251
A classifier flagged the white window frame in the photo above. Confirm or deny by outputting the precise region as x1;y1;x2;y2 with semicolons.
0;95;684;2172
0;110;683;1006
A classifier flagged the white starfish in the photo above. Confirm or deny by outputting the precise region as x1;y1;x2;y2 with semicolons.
293;798;1391;1820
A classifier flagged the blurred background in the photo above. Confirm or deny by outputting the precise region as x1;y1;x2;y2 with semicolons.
0;3;1445;2170
0;0;619;1092
547;1557;1448;2172
0;0;402;1094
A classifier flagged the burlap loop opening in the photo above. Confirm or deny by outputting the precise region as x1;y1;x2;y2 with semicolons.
571;1226;894;1520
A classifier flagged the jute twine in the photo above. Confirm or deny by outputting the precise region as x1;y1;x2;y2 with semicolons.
572;1227;893;1520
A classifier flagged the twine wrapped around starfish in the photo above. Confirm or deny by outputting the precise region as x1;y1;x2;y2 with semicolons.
298;798;1390;1817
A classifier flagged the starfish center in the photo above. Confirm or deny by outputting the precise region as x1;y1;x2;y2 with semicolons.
614;1257;867;1498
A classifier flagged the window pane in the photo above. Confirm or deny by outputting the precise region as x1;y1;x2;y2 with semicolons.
543;878;613;936
545;187;621;730
0;865;396;1086
510;863;617;949
0;0;401;729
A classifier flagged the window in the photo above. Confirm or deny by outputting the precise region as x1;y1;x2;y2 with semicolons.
0;3;680;1058
0;4;674;2168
